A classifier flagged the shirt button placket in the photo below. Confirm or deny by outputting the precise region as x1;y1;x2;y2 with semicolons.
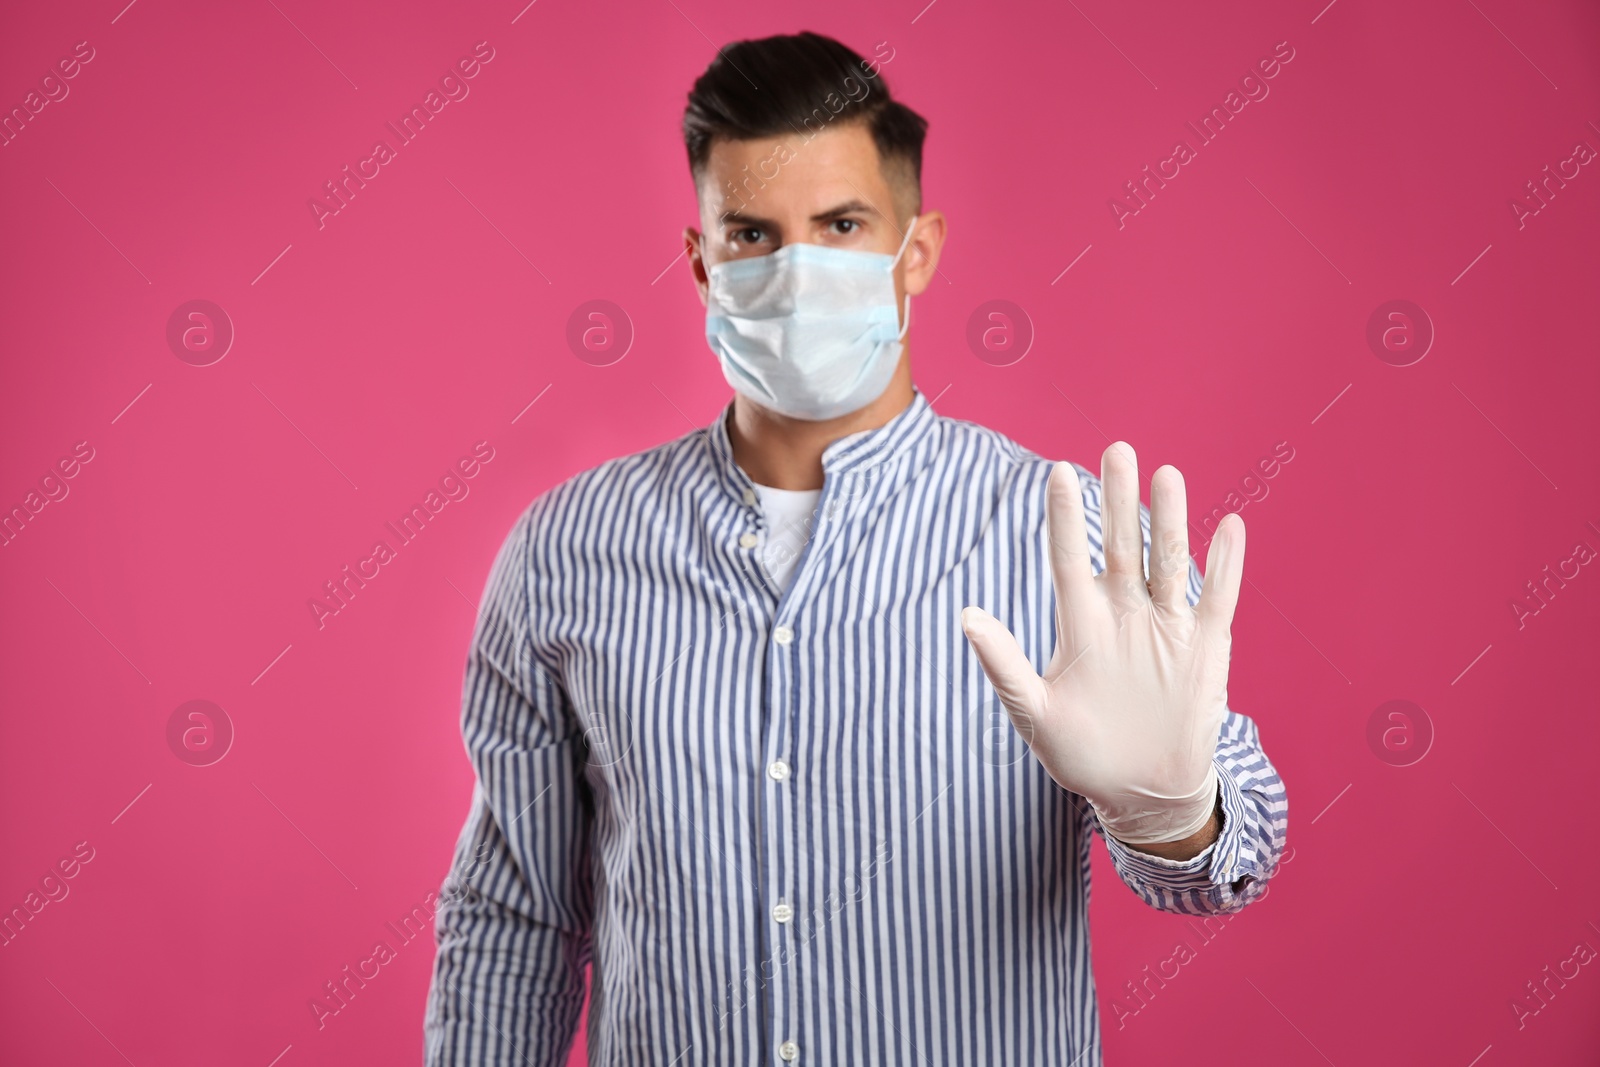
767;620;798;1058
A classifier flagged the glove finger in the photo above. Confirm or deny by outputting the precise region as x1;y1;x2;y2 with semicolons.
1147;464;1191;612
1046;461;1099;650
1196;511;1246;636
1100;442;1145;584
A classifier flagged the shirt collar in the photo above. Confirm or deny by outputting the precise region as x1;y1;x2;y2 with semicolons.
704;387;939;504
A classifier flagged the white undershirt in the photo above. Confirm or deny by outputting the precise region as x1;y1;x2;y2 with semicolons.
752;482;823;596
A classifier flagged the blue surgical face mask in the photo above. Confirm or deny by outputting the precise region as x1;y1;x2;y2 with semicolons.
703;218;917;421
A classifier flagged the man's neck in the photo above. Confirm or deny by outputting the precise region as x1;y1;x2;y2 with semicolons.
726;355;915;490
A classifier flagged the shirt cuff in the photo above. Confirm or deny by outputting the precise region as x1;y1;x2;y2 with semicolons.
1098;757;1260;894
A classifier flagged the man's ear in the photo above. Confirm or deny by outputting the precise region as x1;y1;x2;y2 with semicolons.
683;227;710;305
902;210;946;298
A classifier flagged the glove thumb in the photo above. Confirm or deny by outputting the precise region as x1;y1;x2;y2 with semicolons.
961;606;1048;728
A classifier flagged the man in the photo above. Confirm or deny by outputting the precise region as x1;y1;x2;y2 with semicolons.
425;30;1287;1066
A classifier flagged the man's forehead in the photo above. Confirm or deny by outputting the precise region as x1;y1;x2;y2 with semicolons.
699;124;891;208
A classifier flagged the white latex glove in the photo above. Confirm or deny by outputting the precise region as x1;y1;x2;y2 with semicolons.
960;443;1246;847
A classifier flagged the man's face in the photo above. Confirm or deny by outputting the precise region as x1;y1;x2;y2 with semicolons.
683;121;942;310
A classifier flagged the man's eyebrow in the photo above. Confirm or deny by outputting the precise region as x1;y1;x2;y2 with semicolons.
811;199;876;222
716;200;879;228
717;210;775;228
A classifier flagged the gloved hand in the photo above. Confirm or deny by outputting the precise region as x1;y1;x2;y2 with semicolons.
960;443;1246;847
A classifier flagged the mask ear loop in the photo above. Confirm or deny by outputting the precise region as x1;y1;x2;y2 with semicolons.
889;216;919;269
889;216;918;339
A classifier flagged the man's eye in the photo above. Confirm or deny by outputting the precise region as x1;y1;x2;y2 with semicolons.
732;227;764;246
832;219;859;235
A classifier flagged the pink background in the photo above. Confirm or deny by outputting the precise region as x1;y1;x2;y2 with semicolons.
3;0;1598;1064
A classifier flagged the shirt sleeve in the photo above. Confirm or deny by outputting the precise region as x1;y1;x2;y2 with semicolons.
1076;470;1290;916
425;501;596;1067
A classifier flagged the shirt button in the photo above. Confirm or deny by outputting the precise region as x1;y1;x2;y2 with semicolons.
779;1040;799;1061
772;901;793;923
742;487;757;506
768;760;790;781
739;532;759;549
773;625;794;646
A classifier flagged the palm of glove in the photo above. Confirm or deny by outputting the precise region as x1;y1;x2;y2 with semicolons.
961;443;1246;847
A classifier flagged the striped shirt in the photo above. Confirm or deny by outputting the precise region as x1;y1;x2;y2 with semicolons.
424;387;1289;1066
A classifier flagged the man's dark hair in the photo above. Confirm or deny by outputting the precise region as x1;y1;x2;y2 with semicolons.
683;31;928;213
